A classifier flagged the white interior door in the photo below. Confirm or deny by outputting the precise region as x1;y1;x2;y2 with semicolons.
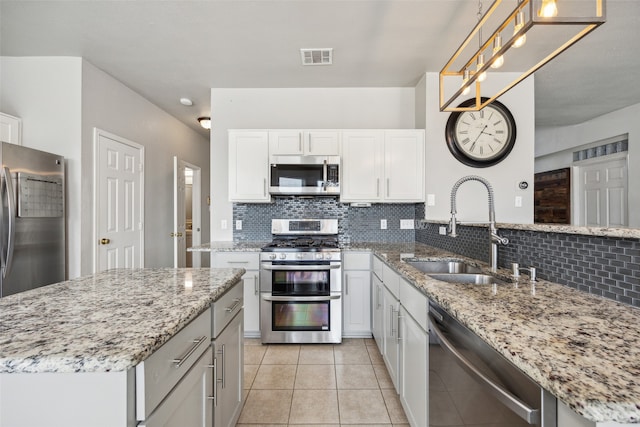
576;156;628;227
173;157;187;268
173;157;202;268
94;129;144;272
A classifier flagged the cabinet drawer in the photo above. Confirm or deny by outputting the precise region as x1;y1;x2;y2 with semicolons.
399;278;427;331
382;263;400;299
343;252;371;270
212;282;244;338
372;255;384;279
212;252;259;270
136;308;212;421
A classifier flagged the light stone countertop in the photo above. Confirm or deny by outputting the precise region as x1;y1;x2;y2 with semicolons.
343;242;640;424
0;268;244;374
188;241;268;252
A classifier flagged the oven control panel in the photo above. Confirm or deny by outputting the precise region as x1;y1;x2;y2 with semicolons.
261;251;341;261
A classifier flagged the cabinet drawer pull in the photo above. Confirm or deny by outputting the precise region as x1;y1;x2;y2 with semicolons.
217;344;226;388
172;336;207;368
226;260;249;264
225;298;241;313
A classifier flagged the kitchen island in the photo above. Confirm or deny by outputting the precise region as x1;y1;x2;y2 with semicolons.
0;267;245;427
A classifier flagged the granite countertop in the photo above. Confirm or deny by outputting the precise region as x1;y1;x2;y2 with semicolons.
0;268;244;374
344;242;640;424
188;241;268;252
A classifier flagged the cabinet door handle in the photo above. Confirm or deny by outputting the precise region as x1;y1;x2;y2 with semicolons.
263;178;267;196
389;305;395;337
254;275;259;295
207;362;217;406
217;344;226;389
386;178;390;197
299;132;303;152
225;298;241;313
376;179;380;197
397;314;403;342
172;336;207;368
345;276;349;295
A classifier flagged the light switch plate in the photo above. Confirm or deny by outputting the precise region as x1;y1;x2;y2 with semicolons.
427;194;436;206
221;219;228;230
515;196;523;207
439;226;447;235
400;219;414;229
380;219;387;229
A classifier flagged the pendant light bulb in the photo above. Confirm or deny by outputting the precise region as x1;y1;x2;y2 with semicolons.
461;70;471;96
476;54;487;82
491;34;504;69
513;11;527;48
539;0;558;17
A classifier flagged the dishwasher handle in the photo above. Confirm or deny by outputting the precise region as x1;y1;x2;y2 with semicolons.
428;314;540;425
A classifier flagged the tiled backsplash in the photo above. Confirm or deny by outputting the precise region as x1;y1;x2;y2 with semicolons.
233;197;418;244
416;222;640;308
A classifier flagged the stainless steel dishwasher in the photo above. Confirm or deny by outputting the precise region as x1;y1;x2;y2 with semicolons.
428;301;557;427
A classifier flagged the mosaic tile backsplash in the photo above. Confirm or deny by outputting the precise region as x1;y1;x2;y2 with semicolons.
233;197;418;244
416;222;640;308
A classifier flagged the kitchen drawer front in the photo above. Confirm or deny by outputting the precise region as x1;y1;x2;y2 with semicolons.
399;278;427;331
212;282;244;338
382;263;400;299
136;307;212;420
212;252;259;270
343;252;371;270
372;255;384;279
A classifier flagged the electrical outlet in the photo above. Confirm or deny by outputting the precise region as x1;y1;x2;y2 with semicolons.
427;194;436;206
221;219;228;230
400;219;414;229
380;219;387;230
235;220;243;230
439;226;447;235
515;196;523;207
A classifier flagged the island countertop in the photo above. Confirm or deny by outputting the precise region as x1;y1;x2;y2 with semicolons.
0;268;244;374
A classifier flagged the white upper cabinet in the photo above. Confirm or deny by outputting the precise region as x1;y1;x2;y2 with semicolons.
0;112;22;145
341;130;424;203
269;130;340;156
228;130;270;202
384;130;425;202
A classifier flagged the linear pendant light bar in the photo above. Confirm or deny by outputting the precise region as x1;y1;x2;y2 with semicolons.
439;0;606;112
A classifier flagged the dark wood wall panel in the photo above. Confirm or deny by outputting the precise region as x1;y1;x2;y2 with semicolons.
534;168;571;224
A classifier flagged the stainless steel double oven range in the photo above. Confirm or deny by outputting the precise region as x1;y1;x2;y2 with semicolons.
260;219;342;344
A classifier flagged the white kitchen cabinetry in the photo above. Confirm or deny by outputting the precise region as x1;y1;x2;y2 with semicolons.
382;285;400;390
212;305;244;427
139;347;213;427
399;278;428;427
371;263;385;354
269;130;340;156
212;252;260;338
228;130;270;202
341;130;424;203
342;252;372;338
0;112;22;145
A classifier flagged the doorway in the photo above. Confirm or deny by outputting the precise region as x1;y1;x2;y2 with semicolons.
574;153;628;227
173;157;202;267
93;129;145;272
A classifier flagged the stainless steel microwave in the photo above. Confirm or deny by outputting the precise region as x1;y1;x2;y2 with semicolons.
269;155;340;196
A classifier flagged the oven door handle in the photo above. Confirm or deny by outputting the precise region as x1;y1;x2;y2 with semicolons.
428;314;540;424
261;264;341;271
262;295;341;302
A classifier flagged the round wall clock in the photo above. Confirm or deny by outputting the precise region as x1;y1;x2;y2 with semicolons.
445;97;517;168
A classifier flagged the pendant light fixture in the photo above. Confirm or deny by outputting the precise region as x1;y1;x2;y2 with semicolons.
439;0;606;112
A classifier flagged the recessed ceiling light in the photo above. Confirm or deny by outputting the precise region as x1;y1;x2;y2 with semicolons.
180;97;193;106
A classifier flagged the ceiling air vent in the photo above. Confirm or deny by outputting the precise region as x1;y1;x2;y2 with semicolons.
300;48;333;66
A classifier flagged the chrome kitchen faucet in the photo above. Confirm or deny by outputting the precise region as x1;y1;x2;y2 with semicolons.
448;175;509;273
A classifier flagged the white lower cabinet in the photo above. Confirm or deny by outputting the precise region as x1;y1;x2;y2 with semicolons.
382;285;400;390
213;309;244;427
371;272;384;353
399;278;428;427
212;252;260;337
139;347;213;427
343;252;372;338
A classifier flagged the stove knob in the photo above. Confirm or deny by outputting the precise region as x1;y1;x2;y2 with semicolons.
269;253;277;260
315;253;324;260
279;253;287;260
296;253;304;259
325;253;334;260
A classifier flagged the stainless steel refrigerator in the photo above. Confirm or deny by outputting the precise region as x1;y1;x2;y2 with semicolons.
1;142;65;297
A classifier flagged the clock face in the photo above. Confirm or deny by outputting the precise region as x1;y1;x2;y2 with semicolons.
445;98;517;168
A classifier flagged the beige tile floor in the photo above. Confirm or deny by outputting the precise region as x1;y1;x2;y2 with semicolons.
237;337;410;426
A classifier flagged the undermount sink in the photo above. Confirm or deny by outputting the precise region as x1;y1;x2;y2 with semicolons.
427;273;507;285
406;260;483;274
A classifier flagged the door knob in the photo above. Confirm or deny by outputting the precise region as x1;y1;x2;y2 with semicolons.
100;238;110;245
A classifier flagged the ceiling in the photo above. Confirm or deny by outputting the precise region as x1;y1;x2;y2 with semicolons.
1;0;639;137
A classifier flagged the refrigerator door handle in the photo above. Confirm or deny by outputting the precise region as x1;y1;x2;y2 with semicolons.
2;167;16;279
